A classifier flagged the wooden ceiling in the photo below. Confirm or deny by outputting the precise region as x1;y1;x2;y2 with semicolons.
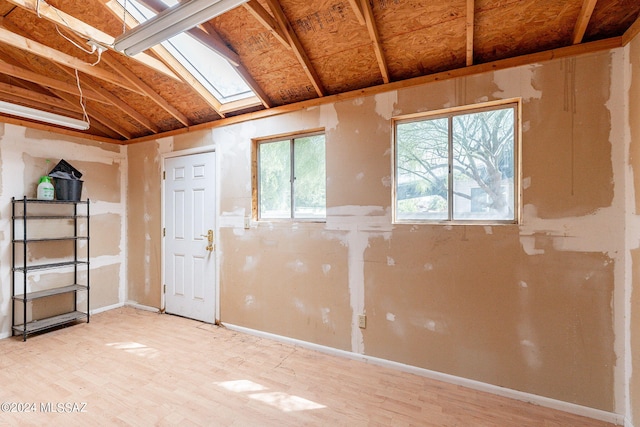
0;0;638;143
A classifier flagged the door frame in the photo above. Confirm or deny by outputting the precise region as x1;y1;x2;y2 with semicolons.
161;146;220;323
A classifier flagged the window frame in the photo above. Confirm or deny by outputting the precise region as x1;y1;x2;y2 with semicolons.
253;130;327;222
392;99;521;225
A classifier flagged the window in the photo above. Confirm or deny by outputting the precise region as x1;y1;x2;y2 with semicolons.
257;133;326;220
394;101;519;223
113;0;257;106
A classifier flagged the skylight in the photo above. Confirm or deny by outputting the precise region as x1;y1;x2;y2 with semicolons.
115;0;255;105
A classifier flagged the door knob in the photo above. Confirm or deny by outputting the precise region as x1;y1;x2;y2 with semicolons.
200;229;214;252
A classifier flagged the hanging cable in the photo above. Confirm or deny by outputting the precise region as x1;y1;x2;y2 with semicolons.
74;69;90;128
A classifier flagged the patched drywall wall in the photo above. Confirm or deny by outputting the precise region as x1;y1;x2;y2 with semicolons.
126;49;629;412
126;140;162;308
0;124;126;338
629;31;640;427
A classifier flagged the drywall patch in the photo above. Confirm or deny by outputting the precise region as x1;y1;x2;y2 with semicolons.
374;91;398;120
493;65;543;101
320;103;339;131
386;312;396;321
322;264;331;275
287;259;308;273
321;307;331;325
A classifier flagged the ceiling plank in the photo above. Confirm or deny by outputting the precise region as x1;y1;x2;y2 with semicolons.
360;0;389;84
243;0;290;49
265;0;325;97
622;14;640;46
3;0;181;81
100;54;191;127
572;0;598;44
466;0;474;66
0;24;145;95
347;0;366;26
103;0;223;118
0;60;108;103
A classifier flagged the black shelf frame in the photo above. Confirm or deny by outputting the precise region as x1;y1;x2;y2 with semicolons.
11;196;90;341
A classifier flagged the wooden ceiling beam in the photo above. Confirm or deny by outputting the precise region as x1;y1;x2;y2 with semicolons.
137;0;242;66
132;0;271;109
56;64;159;134
466;0;474;66
0;81;82;113
0;61;107;103
0;92;82;119
265;0;325;97
52;88;131;139
100;54;191;127
572;0;598;44
243;0;290;49
347;0;365;25
0;23;145;95
622;14;640;46
360;0;389;83
3;0;181;81
103;0;222;119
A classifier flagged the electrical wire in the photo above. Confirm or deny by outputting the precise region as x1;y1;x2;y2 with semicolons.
74;69;90;128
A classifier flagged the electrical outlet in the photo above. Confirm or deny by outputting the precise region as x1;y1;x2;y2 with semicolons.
358;314;366;329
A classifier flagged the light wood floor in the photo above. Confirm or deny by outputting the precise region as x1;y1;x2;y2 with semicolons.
0;307;615;426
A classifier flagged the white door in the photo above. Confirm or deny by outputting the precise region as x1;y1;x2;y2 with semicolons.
164;152;216;323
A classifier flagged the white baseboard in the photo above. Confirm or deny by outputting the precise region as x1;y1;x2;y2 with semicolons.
0;331;11;340
223;322;626;426
125;301;160;313
91;302;124;315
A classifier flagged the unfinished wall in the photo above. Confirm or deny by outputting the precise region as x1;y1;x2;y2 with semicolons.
0;124;126;338
629;30;640;427
127;49;627;412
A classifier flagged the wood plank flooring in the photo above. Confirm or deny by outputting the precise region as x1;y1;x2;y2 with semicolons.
0;307;616;426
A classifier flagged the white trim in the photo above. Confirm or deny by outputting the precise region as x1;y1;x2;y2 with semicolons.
91;302;125;315
223;322;626;426
0;331;11;340
125;301;160;313
623;416;635;427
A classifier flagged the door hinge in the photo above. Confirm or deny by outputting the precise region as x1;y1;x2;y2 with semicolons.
163;171;166;180
163;228;166;237
163;284;166;294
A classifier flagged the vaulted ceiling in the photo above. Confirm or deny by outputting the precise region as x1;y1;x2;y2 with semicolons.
0;0;638;143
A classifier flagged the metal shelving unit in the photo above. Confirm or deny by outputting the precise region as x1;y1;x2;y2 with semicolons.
11;196;90;341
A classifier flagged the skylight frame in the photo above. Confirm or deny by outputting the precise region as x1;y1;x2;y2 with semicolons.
114;0;257;106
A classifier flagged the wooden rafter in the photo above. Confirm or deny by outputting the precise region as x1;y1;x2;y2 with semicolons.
101;54;191;127
360;0;389;83
134;0;271;109
243;0;289;48
103;0;224;118
52;27;162;134
0;61;107;103
466;0;474;66
53;88;131;139
3;0;181;81
0;81;81;113
622;14;640;46
572;0;598;44
0;23;144;95
137;0;241;66
57;64;159;134
0;93;81;119
264;0;325;97
347;0;365;25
